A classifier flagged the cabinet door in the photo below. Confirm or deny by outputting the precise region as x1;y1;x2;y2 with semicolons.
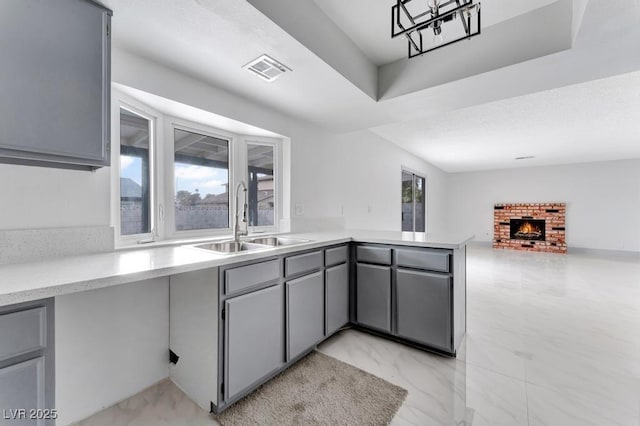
0;0;111;168
287;272;324;360
396;269;452;351
224;285;283;401
326;263;349;335
0;357;44;426
356;264;391;332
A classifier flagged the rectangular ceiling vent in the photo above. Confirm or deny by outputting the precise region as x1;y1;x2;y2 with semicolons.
243;54;292;82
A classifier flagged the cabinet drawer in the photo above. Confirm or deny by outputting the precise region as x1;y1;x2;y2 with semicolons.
325;245;348;267
396;248;451;272
285;251;323;277
225;259;280;295
356;246;391;265
0;307;46;362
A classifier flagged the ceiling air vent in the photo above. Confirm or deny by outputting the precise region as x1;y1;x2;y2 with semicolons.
243;54;291;82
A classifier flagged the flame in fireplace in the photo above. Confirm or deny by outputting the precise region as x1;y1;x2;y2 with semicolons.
518;222;539;234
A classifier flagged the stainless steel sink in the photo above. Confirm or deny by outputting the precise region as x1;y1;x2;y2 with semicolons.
246;237;311;247
193;240;269;254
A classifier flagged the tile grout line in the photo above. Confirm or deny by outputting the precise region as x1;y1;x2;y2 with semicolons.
525;381;531;426
524;349;531;426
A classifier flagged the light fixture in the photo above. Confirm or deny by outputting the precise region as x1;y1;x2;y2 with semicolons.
391;0;481;58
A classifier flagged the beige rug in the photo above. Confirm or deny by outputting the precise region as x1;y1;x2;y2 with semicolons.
215;351;407;426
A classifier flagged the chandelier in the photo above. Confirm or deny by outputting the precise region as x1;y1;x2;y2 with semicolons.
391;0;481;58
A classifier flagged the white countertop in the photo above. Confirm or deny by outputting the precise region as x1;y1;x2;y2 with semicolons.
0;230;473;307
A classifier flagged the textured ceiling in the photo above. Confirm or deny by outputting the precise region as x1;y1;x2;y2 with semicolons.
103;0;640;172
313;0;559;65
371;71;640;172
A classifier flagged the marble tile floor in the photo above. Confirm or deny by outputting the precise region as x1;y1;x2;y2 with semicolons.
76;245;640;425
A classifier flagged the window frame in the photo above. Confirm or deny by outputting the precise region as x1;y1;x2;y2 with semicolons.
243;137;280;233
111;91;286;247
112;96;160;246
165;117;237;240
401;167;427;233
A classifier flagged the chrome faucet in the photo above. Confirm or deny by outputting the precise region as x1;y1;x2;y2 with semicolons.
234;181;248;243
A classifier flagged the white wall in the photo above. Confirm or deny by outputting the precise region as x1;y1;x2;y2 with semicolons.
55;278;169;425
112;49;341;225
0;165;110;230
112;49;449;234
447;159;640;252
330;130;448;232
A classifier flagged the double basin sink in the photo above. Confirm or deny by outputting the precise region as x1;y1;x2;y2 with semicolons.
192;237;311;254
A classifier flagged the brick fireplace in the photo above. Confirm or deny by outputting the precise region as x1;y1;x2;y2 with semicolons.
493;203;566;253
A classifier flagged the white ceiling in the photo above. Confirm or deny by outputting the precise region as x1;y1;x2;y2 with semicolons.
103;0;640;172
313;0;559;65
371;71;640;172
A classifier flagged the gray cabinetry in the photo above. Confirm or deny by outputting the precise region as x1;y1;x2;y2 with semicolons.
285;251;323;277
286;272;324;360
395;248;450;273
325;246;348;267
0;299;54;425
396;269;452;351
325;263;349;335
0;0;112;170
356;263;391;332
224;259;279;295
224;285;283;402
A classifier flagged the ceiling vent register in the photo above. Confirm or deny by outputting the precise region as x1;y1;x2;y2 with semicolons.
243;54;292;82
392;0;481;58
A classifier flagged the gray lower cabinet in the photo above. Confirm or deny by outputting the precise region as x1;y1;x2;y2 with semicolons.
0;299;54;426
325;263;349;335
396;269;452;351
0;358;45;426
286;272;324;360
224;285;283;402
356;263;391;332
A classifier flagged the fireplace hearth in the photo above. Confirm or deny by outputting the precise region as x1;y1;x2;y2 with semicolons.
510;219;545;241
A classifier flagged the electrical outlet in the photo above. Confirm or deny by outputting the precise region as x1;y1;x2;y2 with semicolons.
295;203;303;216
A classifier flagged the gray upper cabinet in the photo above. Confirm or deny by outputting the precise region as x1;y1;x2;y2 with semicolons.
325;263;349;335
224;285;283;402
356;263;391;332
286;272;324;360
396;269;452;351
0;0;112;170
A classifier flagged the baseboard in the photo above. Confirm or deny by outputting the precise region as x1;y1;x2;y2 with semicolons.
468;241;492;247
469;241;639;259
567;247;640;259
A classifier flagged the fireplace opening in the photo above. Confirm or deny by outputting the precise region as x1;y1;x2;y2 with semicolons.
510;219;545;241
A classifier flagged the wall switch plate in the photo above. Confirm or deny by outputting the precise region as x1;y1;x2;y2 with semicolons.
295;203;303;216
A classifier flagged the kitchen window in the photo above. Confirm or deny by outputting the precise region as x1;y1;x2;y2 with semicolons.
118;107;154;238
173;128;230;231
247;142;276;229
113;89;286;246
401;169;426;232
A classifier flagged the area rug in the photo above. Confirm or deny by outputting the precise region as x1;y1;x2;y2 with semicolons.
215;351;408;425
